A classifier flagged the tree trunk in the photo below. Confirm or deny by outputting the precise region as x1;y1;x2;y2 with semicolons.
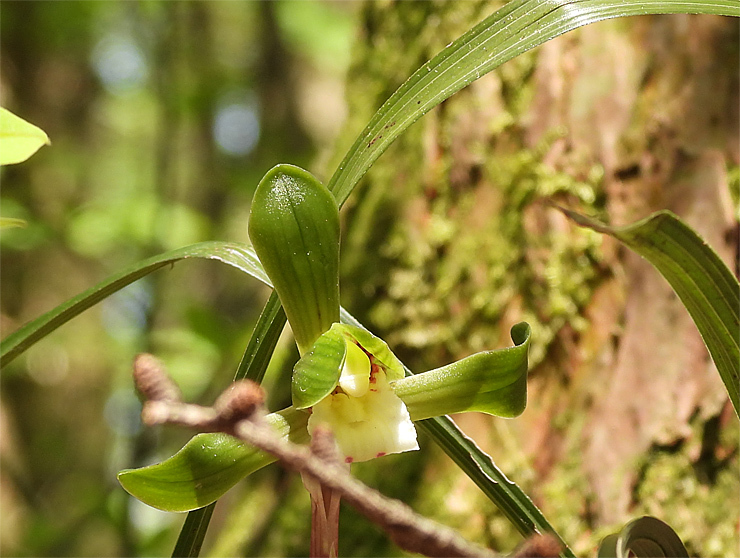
334;2;739;555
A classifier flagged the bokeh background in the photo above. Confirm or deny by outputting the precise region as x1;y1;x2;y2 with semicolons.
1;2;357;555
1;1;738;557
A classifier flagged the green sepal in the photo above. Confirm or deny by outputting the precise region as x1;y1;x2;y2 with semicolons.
292;324;347;410
597;516;689;558
248;164;340;355
392;322;530;421
117;407;309;512
339;323;405;381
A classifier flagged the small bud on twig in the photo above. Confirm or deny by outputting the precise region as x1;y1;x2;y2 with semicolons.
133;354;181;402
214;380;265;424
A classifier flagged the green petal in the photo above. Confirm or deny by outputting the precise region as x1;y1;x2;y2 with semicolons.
117;408;309;512
392;322;531;420
338;324;406;381
292;324;346;410
248;164;340;354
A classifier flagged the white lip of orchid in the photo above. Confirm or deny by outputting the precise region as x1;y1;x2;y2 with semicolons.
308;339;419;464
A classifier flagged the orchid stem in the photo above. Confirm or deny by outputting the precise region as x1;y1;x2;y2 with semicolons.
303;472;341;558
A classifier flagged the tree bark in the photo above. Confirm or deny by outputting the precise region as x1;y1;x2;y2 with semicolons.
334;2;739;555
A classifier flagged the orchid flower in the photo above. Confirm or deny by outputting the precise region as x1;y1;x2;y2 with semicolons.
118;165;530;519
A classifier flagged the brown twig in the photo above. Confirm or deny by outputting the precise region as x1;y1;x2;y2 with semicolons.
133;354;560;558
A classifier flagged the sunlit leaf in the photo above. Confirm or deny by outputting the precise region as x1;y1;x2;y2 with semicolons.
0;107;50;165
248;164;340;355
598;516;689;557
327;0;740;207
0;241;269;368
117;408;309;513
561;208;740;417
394;323;530;420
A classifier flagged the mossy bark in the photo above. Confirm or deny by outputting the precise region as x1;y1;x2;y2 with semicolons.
334;2;739;555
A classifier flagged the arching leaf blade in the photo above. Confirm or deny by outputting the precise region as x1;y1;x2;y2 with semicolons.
561;208;740;417
328;0;740;207
0;241;270;368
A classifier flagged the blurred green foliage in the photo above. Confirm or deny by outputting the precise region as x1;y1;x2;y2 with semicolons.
0;1;356;555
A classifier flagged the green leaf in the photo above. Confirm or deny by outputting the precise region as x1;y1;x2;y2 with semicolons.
393;323;530;421
233;290;287;384
248;164;340;355
598;516;689;558
292;324;347;410
1;241;269;368
327;0;740;207
175;293;288;557
416;416;573;556
117;408;309;513
560;208;740;417
0;107;50;165
171;503;215;558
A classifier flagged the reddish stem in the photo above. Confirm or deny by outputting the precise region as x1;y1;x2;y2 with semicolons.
302;473;341;558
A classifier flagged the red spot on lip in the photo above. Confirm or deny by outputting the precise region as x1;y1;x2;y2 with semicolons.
375;452;386;458
345;457;354;463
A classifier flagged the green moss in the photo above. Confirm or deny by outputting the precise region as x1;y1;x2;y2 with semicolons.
338;0;604;371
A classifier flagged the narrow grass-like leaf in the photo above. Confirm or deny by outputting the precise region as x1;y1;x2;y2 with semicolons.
560;208;740;417
0;107;50;165
416;416;573;556
0;241;268;368
171;503;215;558
175;293;287;557
597;516;689;557
327;0;740;206
233;290;287;383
